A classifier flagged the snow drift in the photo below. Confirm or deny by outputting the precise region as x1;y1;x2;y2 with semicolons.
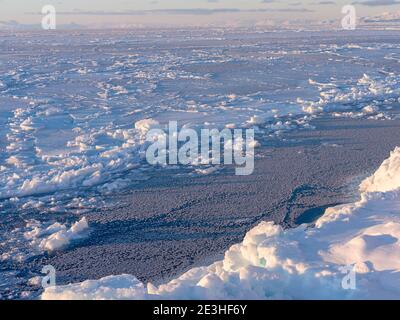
1;217;90;264
42;148;400;300
25;217;89;252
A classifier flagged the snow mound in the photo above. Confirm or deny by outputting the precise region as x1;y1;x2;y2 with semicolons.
360;147;400;193
26;217;89;252
134;119;160;135
41;275;145;300
42;148;400;300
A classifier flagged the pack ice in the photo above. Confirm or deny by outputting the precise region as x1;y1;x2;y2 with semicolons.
42;147;400;300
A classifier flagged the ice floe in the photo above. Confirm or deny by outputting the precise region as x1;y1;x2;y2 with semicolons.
1;217;89;262
42;147;400;300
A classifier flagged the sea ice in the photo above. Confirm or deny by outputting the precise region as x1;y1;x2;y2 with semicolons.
42;147;400;300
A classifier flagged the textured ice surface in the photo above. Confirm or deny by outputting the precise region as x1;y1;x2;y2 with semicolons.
42;147;400;300
1;30;400;202
1;29;400;299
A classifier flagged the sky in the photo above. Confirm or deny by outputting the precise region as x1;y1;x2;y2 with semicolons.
1;0;400;28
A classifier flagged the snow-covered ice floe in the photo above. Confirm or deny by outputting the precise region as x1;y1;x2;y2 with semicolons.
25;217;89;252
1;217;89;262
42;147;400;300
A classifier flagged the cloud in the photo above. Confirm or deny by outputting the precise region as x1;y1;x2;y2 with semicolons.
270;8;313;12
0;20;86;30
27;7;314;16
28;9;239;16
353;0;400;6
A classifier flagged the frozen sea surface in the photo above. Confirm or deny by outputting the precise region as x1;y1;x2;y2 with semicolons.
1;29;400;299
1;29;400;201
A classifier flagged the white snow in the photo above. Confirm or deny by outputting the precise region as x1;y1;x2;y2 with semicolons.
1;217;90;263
360;147;400;193
134;119;161;136
25;217;89;252
302;73;400;116
42;147;400;300
42;275;146;300
362;105;379;115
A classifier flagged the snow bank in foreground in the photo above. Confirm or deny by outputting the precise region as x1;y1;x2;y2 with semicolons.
41;275;146;300
42;148;400;300
360;149;400;193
